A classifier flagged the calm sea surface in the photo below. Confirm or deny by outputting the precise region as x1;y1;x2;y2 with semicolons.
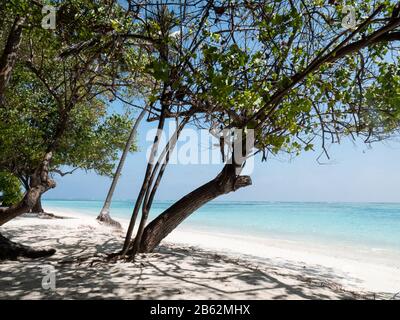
43;200;400;253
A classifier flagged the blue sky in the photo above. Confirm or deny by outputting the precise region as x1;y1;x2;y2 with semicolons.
41;3;400;203
44;110;400;203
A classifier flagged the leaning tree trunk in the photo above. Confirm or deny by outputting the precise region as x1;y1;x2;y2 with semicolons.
0;153;57;260
0;182;52;225
0;152;55;226
137;164;252;253
32;195;44;213
97;108;146;228
0;233;56;260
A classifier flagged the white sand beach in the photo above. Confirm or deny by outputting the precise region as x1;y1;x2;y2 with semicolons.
0;209;399;300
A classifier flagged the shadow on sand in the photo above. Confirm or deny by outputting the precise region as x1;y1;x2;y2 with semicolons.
0;222;379;300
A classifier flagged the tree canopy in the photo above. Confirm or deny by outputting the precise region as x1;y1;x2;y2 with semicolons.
0;172;22;207
0;0;148;223
108;0;400;256
126;0;400;158
1;0;400;259
0;63;137;185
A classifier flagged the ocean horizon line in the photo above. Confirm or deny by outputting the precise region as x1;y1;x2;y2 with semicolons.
43;198;400;205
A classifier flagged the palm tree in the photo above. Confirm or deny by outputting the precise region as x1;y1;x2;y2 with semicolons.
97;108;147;227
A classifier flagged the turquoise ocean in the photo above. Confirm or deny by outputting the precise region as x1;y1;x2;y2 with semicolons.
43;199;400;254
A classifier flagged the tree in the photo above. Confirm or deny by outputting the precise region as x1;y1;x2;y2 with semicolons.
1;58;138;213
119;0;400;258
0;3;25;106
97;108;146;227
0;0;148;224
0;0;148;258
0;172;23;207
0;67;138;213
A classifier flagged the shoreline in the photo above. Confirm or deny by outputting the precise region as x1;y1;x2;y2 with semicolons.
0;208;399;299
47;206;400;293
43;202;400;257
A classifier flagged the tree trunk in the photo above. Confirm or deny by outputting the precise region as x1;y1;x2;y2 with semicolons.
129;115;190;256
97;108;146;228
0;232;56;260
0;184;48;225
122;105;168;254
0;15;25;105
0;153;56;260
137;164;252;253
0;152;55;226
97;212;122;228
32;195;44;213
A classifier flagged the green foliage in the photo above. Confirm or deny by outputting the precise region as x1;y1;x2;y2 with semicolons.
0;172;22;206
0;0;141;181
363;62;400;134
0;65;137;177
181;0;400;157
2;0;400;181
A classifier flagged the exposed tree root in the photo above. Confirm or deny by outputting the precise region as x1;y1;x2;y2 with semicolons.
0;233;56;260
22;212;66;219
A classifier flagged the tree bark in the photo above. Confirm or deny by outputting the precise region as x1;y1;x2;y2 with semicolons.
32;194;44;213
0;152;55;226
0;15;25;105
0;232;56;260
129;115;190;256
0;184;49;225
0;153;57;260
97;108;146;228
121;105;167;254
137;164;252;253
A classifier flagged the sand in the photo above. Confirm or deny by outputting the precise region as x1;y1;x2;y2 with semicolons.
0;209;399;300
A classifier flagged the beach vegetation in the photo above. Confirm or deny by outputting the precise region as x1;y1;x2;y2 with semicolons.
0;0;148;258
118;0;400;258
1;0;400;261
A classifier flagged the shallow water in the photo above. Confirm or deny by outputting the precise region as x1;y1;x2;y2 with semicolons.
43;199;400;254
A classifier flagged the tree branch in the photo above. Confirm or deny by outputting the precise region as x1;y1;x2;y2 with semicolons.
51;168;79;177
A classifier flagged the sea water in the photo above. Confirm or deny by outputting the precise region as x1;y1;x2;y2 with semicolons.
43;199;400;254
